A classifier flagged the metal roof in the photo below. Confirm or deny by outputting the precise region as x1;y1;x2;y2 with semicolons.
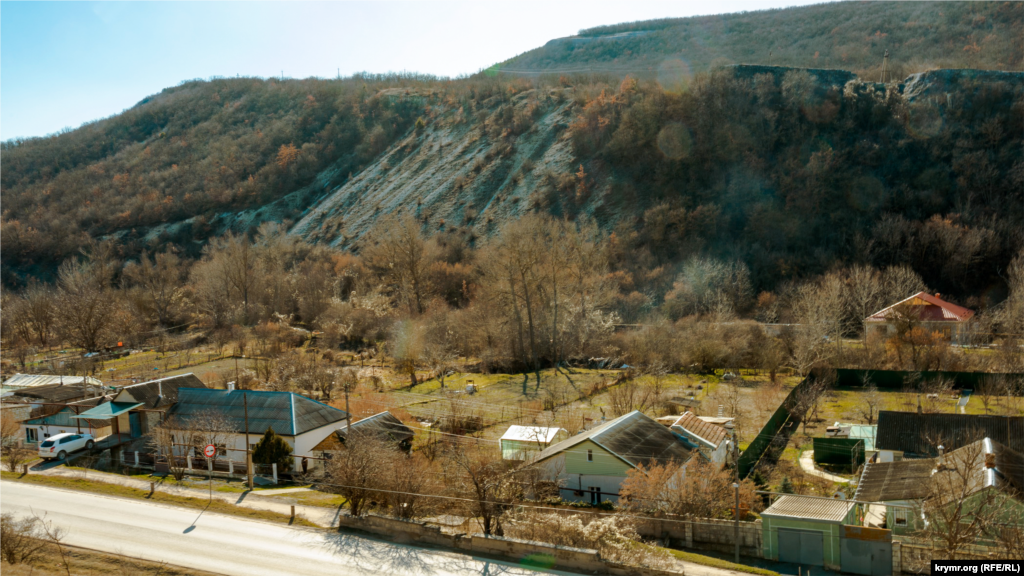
762;495;856;522
670;412;728;447
2;374;103;389
876;411;1024;456
854;459;937;502
3;383;102;404
500;425;564;443
114;374;206;409
533;411;693;468
865;292;974;323
336;411;414;443
167;388;348;436
72;401;143;420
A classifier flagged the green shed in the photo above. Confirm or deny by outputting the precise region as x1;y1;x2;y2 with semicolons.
762;495;858;571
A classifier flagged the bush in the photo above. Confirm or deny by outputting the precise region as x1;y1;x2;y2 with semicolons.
0;513;46;565
503;510;669;568
252;427;293;472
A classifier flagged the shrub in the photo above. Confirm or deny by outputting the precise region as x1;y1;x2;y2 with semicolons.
252;427;293;472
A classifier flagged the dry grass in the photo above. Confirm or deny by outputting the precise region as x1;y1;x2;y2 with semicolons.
1;540;223;576
1;472;318;528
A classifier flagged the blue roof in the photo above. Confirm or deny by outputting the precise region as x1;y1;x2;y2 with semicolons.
167;388;348;436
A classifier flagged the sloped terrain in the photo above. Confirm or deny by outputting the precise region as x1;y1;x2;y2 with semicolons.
496;2;1023;80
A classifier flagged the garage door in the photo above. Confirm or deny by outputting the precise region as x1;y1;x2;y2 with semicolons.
778;528;824;566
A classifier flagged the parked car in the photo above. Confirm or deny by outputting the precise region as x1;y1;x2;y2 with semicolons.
38;433;95;461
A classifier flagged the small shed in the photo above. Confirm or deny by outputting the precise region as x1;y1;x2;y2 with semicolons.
762;495;857;570
500;425;565;460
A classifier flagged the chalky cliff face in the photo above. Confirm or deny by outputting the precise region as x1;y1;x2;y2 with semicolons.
291;89;581;250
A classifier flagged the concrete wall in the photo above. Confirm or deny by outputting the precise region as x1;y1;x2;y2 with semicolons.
335;513;682;576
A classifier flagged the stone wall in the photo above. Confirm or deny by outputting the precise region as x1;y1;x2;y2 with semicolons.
335;513;682;576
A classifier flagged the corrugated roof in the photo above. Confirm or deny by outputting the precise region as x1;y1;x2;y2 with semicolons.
854;459;937;502
876;411;1024;456
167;388;348;436
4;383;101;404
2;374;103;389
671;412;728;447
115;374;206;409
865;292;974;323
500;425;564;443
762;495;856;522
533;411;693;468
336;411;414;443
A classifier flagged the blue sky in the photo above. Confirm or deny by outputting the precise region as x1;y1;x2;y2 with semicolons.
1;1;823;140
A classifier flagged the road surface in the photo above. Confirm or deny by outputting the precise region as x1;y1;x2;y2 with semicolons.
1;482;571;576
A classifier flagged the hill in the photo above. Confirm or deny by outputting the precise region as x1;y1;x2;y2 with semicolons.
494;2;1023;80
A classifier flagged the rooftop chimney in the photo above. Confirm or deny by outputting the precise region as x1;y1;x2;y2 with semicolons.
985;452;996;469
227;381;236;392
938;445;945;457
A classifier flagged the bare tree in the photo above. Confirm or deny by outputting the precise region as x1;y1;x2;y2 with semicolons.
122;248;187;327
323;437;387;517
1;411;31;473
619;458;759;518
857;379;884;425
362;214;435;316
924;440;1002;559
56;259;115;351
0;513;48;565
443;442;524;535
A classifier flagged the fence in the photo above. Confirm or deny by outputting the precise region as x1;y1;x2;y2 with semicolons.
737;375;811;478
834;369;1023;390
335;512;682;576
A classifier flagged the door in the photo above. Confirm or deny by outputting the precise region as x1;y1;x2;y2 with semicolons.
129;413;142;438
778;528;824;566
588;486;601;505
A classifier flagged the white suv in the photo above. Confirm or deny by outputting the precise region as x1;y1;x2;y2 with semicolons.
38;433;95;461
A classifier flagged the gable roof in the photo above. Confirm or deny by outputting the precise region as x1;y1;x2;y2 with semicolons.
762;495;856;522
114;374;206;409
335;411;414;443
876;411;1024;456
500;425;564;444
866;292;974;323
532;411;693;469
855;459;938;502
167;388;348;436
856;439;1024;504
670;412;728;448
4;383;101;404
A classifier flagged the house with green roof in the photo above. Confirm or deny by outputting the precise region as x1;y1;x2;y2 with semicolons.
165;388;350;471
530;410;695;504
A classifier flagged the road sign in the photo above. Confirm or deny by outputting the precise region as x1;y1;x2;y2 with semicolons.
204;444;216;458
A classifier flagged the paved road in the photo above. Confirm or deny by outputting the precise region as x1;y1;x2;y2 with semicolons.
1;482;570;576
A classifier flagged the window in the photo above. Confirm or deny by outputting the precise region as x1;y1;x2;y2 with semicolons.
589;486;601;505
587;449;593;462
26;429;37;442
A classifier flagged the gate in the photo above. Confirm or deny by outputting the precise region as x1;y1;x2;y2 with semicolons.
778;528;824;566
841;525;892;576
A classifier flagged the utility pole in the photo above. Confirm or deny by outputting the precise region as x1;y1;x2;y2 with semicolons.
343;375;351;439
879;49;889;83
244;391;253;491
733;482;740;563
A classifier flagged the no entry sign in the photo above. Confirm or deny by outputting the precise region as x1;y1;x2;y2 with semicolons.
204;444;216;458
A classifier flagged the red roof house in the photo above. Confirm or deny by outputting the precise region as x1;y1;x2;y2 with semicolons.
865;292;975;343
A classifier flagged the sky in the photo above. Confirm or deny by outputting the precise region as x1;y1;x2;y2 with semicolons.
1;1;825;140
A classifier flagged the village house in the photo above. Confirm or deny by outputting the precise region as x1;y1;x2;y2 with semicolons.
499;425;566;460
661;411;732;465
165;387;349;472
313;410;415;455
875;411;1024;462
530;410;695;504
864;291;975;344
855;438;1024;533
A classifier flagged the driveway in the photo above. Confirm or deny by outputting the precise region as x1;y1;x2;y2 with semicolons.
1;481;576;576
